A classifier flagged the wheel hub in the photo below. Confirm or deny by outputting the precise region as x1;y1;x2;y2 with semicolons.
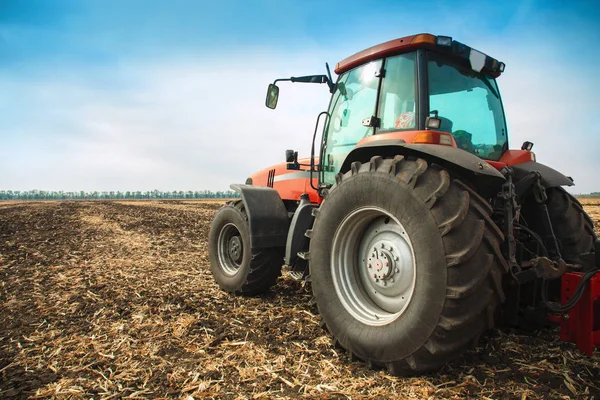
217;223;244;276
228;236;242;262
367;243;399;286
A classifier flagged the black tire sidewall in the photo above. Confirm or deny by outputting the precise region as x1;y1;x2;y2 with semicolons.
310;172;447;362
208;206;252;292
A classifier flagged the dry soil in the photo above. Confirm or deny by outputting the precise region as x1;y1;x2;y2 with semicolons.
1;199;599;399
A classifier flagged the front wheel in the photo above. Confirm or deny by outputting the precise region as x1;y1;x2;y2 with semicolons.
309;156;508;374
208;201;283;295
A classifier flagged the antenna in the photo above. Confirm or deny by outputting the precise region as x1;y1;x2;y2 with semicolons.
325;62;335;93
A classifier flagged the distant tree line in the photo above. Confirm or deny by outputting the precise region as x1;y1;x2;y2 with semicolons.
577;192;600;198
0;190;240;201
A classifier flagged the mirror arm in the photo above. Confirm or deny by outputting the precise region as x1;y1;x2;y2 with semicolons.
273;75;332;88
273;78;292;85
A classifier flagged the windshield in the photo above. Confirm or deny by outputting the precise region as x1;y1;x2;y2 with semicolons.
321;60;382;185
427;52;508;160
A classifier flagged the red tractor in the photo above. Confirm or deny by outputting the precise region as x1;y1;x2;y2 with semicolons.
208;33;599;374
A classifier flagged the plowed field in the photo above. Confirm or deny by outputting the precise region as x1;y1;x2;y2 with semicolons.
1;199;599;399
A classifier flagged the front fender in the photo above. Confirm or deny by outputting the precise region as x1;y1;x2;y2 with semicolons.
510;161;574;188
230;184;289;248
340;141;505;194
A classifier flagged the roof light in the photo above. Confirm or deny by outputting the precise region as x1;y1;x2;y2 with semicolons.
469;49;486;73
425;116;441;130
411;34;436;45
499;62;505;72
436;36;452;46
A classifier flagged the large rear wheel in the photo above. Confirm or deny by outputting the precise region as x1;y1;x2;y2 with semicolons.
208;201;283;295
309;156;508;374
528;187;596;268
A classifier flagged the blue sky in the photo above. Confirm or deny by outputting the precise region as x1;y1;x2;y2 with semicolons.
1;0;599;192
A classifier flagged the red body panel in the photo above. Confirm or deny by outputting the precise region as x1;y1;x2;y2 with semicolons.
355;130;457;147
336;34;430;74
487;150;535;170
247;142;534;204
556;272;600;355
248;158;321;204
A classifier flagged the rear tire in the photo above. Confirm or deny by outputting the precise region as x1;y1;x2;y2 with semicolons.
522;187;596;268
546;187;596;267
309;156;508;374
209;201;283;295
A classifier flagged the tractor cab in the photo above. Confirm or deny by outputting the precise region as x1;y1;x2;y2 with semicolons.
266;34;509;187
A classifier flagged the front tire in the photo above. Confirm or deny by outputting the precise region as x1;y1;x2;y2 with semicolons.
208;201;283;295
309;156;508;374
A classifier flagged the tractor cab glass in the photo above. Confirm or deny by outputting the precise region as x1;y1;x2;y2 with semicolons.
377;53;417;131
427;52;508;160
321;60;382;184
322;53;416;184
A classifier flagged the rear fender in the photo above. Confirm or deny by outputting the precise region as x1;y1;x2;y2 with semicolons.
230;184;290;248
510;161;574;188
340;141;505;195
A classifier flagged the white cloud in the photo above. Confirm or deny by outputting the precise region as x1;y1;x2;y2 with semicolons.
1;40;598;193
0;52;331;191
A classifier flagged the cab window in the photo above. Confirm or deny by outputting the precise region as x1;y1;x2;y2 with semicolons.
322;60;382;185
378;53;417;131
427;52;508;160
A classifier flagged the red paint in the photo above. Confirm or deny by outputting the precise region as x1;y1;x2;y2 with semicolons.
248;142;534;204
558;272;600;355
248;158;321;204
335;34;435;74
356;130;457;147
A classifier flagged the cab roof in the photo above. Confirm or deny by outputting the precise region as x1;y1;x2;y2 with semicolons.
335;33;505;77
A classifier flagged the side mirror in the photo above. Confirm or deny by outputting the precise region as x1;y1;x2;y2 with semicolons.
285;149;296;163
266;83;279;109
285;149;299;170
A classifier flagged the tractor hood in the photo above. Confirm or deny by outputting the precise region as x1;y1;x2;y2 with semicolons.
246;158;320;203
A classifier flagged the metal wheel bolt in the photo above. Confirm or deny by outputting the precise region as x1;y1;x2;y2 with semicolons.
395;268;399;273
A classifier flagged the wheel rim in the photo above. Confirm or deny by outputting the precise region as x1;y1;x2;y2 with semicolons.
331;206;416;326
217;223;244;275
